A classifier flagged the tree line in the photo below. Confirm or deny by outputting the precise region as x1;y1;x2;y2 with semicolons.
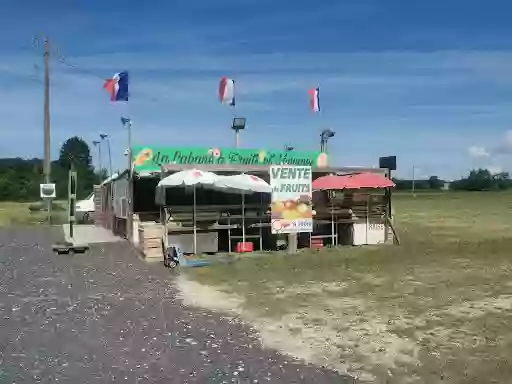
393;169;512;191
0;136;103;202
1;138;511;202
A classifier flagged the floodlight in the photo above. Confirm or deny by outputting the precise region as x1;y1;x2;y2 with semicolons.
232;117;246;131
320;128;336;152
321;128;335;138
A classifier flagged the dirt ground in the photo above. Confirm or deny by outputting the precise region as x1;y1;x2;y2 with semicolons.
0;227;350;383
181;192;512;383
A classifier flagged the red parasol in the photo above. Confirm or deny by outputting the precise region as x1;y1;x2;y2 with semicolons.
312;172;394;190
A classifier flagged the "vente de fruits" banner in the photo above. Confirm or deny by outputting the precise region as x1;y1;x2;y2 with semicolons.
270;166;313;234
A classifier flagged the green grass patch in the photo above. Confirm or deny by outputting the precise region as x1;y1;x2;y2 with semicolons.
0;201;68;226
184;191;512;382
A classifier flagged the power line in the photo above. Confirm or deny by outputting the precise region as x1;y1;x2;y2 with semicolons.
39;38;184;106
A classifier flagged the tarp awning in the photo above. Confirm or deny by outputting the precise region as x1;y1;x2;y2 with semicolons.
312;172;394;190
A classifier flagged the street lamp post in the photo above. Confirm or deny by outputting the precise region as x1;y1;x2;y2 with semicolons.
231;117;246;148
320;129;335;153
93;140;102;178
121;117;132;168
100;133;113;177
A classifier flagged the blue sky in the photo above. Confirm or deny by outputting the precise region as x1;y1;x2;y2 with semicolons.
2;0;512;179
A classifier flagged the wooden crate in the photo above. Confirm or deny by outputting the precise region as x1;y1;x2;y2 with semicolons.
142;247;163;261
93;185;103;225
139;222;164;260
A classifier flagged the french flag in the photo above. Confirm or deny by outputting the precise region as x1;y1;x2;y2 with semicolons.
308;86;320;113
219;77;235;106
104;72;129;102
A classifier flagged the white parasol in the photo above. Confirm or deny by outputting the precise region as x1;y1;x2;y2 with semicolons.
157;169;218;254
158;169;218;188
214;174;272;245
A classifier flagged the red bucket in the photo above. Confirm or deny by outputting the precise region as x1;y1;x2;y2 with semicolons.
235;242;254;253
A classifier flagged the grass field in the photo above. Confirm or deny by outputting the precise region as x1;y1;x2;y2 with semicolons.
0;201;67;226
180;192;512;383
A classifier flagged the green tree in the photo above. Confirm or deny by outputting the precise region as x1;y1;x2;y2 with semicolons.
466;169;493;191
56;136;98;199
428;176;443;189
450;168;511;191
58;137;93;169
0;137;102;202
493;172;511;190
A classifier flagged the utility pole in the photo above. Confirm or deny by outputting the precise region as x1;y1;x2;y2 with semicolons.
412;165;416;196
43;36;52;223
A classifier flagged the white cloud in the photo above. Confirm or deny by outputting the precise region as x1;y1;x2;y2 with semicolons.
467;146;490;159
488;166;503;175
504;129;512;148
490;129;512;155
466;130;512;176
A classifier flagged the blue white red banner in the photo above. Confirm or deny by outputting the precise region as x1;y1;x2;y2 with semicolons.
104;71;129;102
308;86;320;113
219;77;235;106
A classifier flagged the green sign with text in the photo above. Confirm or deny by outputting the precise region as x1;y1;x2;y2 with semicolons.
132;146;328;172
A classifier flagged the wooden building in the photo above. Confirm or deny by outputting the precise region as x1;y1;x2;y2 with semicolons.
95;145;394;254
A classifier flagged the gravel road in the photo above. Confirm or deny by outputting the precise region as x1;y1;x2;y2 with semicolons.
0;228;353;383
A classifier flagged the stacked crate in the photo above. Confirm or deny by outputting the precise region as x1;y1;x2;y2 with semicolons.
138;222;164;261
93;185;103;225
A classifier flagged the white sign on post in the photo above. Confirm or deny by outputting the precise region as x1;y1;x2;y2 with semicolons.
40;183;56;198
270;166;313;234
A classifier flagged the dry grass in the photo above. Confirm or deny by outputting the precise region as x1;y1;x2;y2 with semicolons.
179;192;512;383
0;201;67;226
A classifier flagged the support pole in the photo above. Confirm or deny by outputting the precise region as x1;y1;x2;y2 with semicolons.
160;168;167;252
125;118;133;243
235;128;240;148
388;168;393;219
241;193;246;244
107;137;113;177
259;194;263;251
288;233;297;254
331;204;335;246
43;36;52;224
228;216;232;253
412;165;416;196
68;164;77;241
193;185;197;255
98;142;103;177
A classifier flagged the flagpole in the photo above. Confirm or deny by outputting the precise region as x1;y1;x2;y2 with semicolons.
234;106;239;148
219;77;239;148
105;71;130;240
232;80;239;148
123;117;133;242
